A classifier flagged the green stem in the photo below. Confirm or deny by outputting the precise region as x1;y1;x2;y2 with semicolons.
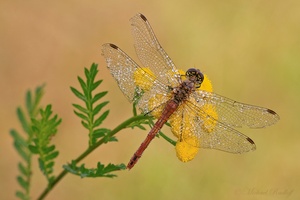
159;131;176;146
37;114;150;200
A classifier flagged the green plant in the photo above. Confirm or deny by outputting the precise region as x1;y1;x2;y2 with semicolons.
10;63;175;200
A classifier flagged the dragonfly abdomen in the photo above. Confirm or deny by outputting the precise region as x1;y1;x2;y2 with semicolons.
127;100;179;169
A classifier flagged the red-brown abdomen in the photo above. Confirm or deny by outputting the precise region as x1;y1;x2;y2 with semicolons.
127;100;179;169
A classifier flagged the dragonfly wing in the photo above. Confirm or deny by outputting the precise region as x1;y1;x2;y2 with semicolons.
102;43;171;114
190;90;280;128
179;102;256;153
130;13;181;88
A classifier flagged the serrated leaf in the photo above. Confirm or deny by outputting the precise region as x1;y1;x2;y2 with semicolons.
16;191;26;200
84;67;90;80
93;128;110;138
92;101;109;116
91;80;102;91
28;145;39;154
35;84;45;97
90;63;98;72
93;110;109;127
42;145;55;154
81;121;89;129
63;161;125;178
78;76;87;91
25;90;32;115
46;168;54;174
17;176;28;190
89;65;98;81
74;110;89;121
96;162;104;171
31;84;45;115
44;104;52;115
31;118;39;127
104;136;118;143
38;158;45;172
95;163;126;177
17;108;30;134
10;129;27;147
46;161;55;169
10;130;30;161
72;104;89;115
136;124;146;130
18;163;29;176
70;87;86;102
31;104;61;182
91;91;108;104
104;163;126;172
53;117;62;128
45;151;59;160
48;114;60;127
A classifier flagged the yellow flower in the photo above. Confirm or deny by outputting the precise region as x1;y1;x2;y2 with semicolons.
148;93;167;118
171;72;217;162
200;74;213;92
133;67;218;163
133;67;156;91
176;137;199;162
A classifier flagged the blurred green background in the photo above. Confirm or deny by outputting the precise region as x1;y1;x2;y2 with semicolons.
1;0;299;199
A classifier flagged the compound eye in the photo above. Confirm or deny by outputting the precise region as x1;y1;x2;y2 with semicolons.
197;72;204;83
186;68;204;88
186;68;198;76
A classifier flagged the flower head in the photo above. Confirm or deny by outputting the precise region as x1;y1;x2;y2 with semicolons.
133;67;217;163
133;67;156;91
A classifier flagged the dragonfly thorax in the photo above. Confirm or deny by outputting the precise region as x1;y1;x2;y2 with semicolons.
172;79;195;104
186;68;204;88
172;68;204;104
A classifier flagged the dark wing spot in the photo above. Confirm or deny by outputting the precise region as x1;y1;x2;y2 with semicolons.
139;13;147;22
267;109;277;115
246;137;255;145
109;43;118;49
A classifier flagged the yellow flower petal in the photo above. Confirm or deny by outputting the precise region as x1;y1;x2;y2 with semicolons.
133;67;156;91
134;67;217;163
171;72;217;162
200;104;218;133
169;106;195;138
175;137;199;162
199;74;213;92
148;93;166;118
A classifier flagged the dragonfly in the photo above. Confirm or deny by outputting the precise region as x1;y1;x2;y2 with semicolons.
101;13;280;170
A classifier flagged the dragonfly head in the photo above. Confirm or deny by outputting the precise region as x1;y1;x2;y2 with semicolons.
186;68;204;88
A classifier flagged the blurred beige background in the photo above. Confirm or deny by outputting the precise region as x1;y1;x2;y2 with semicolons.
1;0;299;199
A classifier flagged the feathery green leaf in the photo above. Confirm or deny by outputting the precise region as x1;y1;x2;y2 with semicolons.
70;87;86;102
28;145;39;154
92;101;109;116
17;176;28;191
73;110;89;122
63;160;126;178
93;110;109;128
72;104;89;115
91;91;107;104
91;80;102;91
71;63;110;145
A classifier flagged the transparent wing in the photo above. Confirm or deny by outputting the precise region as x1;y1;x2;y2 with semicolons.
130;13;181;88
178;101;256;153
101;43;171;114
171;90;279;152
190;90;280;128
